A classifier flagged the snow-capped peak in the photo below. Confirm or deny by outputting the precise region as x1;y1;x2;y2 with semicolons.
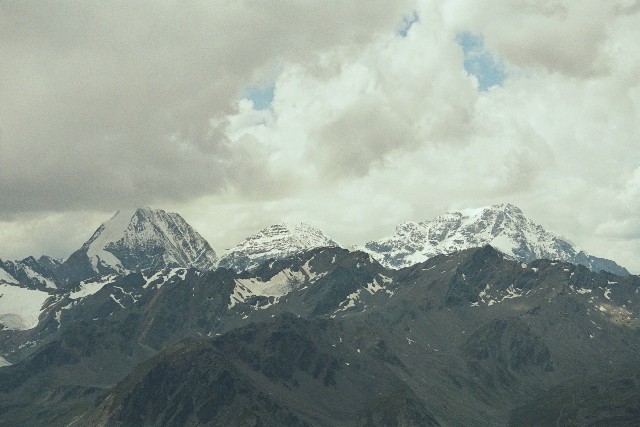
278;222;338;249
62;208;218;281
219;222;339;272
360;204;628;275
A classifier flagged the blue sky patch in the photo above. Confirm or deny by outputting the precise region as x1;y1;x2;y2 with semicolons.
244;82;275;110
456;32;507;91
398;11;419;37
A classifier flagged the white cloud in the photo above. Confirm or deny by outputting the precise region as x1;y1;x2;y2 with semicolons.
0;211;106;260
1;1;639;273
0;1;410;214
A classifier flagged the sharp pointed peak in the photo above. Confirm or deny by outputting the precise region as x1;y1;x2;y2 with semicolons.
106;208;182;226
63;205;217;282
112;207;162;216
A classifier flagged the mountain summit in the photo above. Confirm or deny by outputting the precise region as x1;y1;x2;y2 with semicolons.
360;203;629;275
59;208;218;283
219;222;339;272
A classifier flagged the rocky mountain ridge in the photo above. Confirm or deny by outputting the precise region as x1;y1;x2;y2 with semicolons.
1;206;638;425
0;204;630;293
360;203;629;275
0;256;61;290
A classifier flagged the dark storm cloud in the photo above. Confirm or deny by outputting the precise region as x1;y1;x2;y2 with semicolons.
0;0;410;217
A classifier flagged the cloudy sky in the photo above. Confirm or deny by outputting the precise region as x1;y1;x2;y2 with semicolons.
1;1;639;272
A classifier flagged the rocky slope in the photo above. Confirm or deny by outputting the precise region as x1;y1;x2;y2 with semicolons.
219;222;339;272
87;314;439;427
360;203;629;275
1;245;639;425
0;205;638;424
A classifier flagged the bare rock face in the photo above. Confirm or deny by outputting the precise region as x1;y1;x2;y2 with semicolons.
360;203;628;275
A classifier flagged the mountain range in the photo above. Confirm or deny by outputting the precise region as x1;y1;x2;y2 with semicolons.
0;204;638;425
0;204;629;293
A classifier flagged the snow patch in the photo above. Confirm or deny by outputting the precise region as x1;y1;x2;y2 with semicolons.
0;267;19;284
501;285;523;300
21;264;57;289
143;268;187;289
70;275;117;300
476;283;523;306
337;289;361;312
0;284;51;330
479;284;490;299
487;234;516;257
143;270;165;289
228;268;308;309
365;278;383;294
114;286;138;304
110;294;125;308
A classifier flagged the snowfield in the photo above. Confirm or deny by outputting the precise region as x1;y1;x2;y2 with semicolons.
0;284;51;330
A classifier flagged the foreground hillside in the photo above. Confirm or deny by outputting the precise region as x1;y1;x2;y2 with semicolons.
1;245;639;425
